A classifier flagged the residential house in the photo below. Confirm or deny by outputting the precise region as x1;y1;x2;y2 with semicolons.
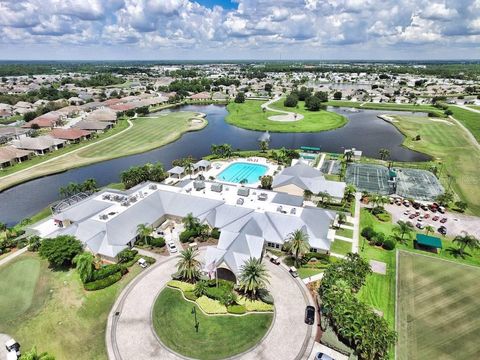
11;135;66;155
50;128;92;144
75;120;113;133
0;145;33;169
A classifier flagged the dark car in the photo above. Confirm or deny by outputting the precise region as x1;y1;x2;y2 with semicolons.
440;218;447;223
409;214;416;219
314;353;334;360
432;215;439;221
438;226;447;235
305;306;315;325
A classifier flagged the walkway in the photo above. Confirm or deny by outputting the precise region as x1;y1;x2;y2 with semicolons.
107;253;314;360
351;192;361;253
0;247;28;268
261;97;304;122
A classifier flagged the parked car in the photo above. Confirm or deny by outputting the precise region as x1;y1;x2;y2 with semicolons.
440;218;448;224
416;222;424;229
269;255;280;265
5;339;20;358
167;241;178;253
404;210;411;215
409;214;416;219
314;353;334;360
424;213;430;219
432;215;440;221
438;226;447;235
289;266;298;278
413;202;421;209
138;258;148;268
438;206;446;214
403;200;410;207
421;204;429;211
305;305;315;325
156;228;165;236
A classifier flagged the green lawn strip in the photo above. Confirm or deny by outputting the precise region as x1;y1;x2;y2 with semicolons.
335;227;353;238
225;99;347;132
396;251;480;360
152;287;273;360
388;114;480;216
0;252;142;360
330;239;353;255
467;105;480;111
449;105;480;142
326;100;445;116
298;267;324;279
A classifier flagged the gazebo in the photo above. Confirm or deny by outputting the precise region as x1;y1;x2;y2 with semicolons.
415;234;443;253
167;166;185;179
193;159;211;172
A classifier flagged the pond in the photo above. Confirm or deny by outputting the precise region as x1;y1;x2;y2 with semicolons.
0;104;429;225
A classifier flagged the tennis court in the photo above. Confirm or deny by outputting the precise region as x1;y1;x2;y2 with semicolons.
345;163;392;195
395;168;444;201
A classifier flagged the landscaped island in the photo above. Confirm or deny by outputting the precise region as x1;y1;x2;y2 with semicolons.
226;99;347;132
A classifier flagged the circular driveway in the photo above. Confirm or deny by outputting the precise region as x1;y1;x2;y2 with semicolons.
106;253;315;360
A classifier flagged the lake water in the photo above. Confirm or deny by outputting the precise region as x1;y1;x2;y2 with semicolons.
0;104;429;225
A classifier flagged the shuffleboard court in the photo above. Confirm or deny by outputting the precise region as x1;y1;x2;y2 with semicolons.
396;251;480;360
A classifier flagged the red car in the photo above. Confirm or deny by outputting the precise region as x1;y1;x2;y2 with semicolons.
432;216;439;221
424;214;430;219
440;218;448;223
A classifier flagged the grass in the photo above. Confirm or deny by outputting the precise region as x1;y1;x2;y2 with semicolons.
152;287;273;360
467;105;480;111
389;114;480;216
0;112;206;191
297;267;324;279
449;105;480;142
397;251;480;360
335;227;353;238
226;99;347;132
330;239;353;255
0;252;142;359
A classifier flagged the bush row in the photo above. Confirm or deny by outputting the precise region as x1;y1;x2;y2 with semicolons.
84;271;122;291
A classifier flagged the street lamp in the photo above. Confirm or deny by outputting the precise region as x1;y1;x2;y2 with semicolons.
191;306;199;333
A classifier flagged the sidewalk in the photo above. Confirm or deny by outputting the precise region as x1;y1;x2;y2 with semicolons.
0;247;28;268
351;193;361;253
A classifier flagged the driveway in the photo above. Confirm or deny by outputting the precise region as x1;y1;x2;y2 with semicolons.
385;204;480;239
107;252;314;360
0;334;13;360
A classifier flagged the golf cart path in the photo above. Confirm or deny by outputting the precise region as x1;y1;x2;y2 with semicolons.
261;97;304;122
107;252;314;360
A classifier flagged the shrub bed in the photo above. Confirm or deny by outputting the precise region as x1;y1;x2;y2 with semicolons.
196;295;228;314
184;291;198;301
167;280;195;292
91;264;125;282
238;297;274;312
84;271;122;291
150;237;166;248
227;304;247;315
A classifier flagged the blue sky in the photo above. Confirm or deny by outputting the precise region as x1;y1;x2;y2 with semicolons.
0;0;478;60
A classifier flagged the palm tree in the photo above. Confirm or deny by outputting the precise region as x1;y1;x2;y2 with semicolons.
194;280;208;297
303;189;313;201
182;213;200;232
73;252;95;283
0;222;6;232
378;148;390;161
317;191;332;206
453;232;480;257
238;257;270;299
19;347;55;360
136;223;152;246
393;220;413;242
337;213;347;227
177;247;201;282
343;184;356;204
285;229;310;266
344;150;354;162
425;225;435;235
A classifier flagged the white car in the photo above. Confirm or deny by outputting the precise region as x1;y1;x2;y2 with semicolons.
168;242;178;253
314;353;334;360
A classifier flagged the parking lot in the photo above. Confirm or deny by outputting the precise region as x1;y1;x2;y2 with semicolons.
385;203;480;239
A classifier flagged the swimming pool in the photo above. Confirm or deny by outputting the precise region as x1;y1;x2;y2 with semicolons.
217;162;268;184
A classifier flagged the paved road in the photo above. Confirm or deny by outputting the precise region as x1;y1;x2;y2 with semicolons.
261;97;304;122
107;253;314;360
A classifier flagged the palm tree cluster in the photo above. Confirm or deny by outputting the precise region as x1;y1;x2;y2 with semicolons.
453;232;480;258
182;213;210;241
210;143;233;159
238;257;270;299
121;162;167;189
392;220;414;245
285;229;310;266
59;178;98;198
319;253;396;360
136;223;153;245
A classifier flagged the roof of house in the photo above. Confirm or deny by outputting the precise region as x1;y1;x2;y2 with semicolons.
11;135;66;151
74;120;112;131
0;145;33;163
50;128;91;140
190;92;211;100
416;234;443;249
272;163;346;198
23;111;62;128
85;108;117;122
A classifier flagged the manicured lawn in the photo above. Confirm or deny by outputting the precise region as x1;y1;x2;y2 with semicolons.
335;227;353;238
152;287;273;360
468;105;480;111
297;267;323;279
330;239;352;255
389;114;480;216
226;99;347;132
397;251;480;360
449;105;480;142
0;252;142;359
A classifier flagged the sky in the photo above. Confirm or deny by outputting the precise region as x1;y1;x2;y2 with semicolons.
0;0;479;60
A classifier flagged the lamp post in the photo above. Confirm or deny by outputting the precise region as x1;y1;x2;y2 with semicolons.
191;306;199;333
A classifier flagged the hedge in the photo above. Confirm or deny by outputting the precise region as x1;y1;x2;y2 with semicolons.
84;271;122;291
227;304;247;315
238;297;274;312
179;229;198;243
150;237;166;248
205;285;231;301
91;264;125;282
184;291;198;301
167;280;195;292
258;289;274;305
195;296;227;314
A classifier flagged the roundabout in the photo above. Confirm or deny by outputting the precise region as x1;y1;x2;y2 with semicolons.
106;251;315;360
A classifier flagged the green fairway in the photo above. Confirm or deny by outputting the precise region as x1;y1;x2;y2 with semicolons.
226;99;347;132
449;105;480;142
397;251;480;360
152;287;273;360
0;253;142;360
330;239;353;255
390;114;480;215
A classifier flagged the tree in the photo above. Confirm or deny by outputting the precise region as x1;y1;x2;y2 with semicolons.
317;191;332;205
284;94;298;107
182;213;201;232
259;140;269;152
19;347;55;360
285;229;310;266
378;148;390;161
337;213;347;226
314;91;328;102
238;257;270;299
393;220;413;243
453;232;480;257
260;175;273;190
343;184;356;204
39;235;83;268
305;95;322;111
176;247;201;282
0;222;6;232
73;252;95;283
296;86;312;101
436;191;454;207
303;189;313;201
455;201;467;212
425;225;435;235
333;91;342;100
344;150;354;162
136;223;152;246
264;83;273;93
234;91;245;103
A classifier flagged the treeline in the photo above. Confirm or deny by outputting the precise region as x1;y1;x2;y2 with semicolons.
121;162;167;189
59;178;98;198
0;86;77;105
69;73;124;87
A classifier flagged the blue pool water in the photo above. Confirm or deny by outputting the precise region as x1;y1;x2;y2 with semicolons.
217;162;268;184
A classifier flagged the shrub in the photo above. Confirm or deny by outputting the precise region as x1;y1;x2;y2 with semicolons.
39;235;84;268
16;238;28;249
196;296;227;314
361;226;376;240
303;252;330;263
92;264;125;282
376;212;392;222
194;280;209;297
382;239;396;250
179;229;197;243
373;232;386;246
257;288;274;305
28;236;41;252
238;297;274;312
227;304;247;314
150;237;166;248
117;248;138;263
184;291;198;301
210;228;221;239
84;271;122;291
205;285;231;301
167;280;195;292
